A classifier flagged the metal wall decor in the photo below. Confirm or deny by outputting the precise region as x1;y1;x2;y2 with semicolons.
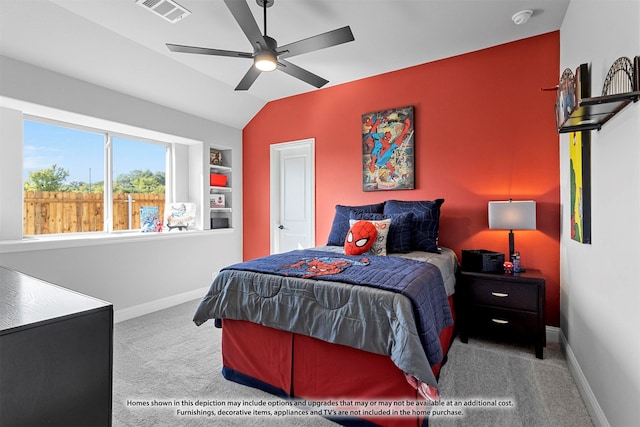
636;56;640;93
602;56;635;95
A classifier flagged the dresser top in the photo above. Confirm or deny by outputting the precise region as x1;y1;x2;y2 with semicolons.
460;268;545;283
0;266;112;334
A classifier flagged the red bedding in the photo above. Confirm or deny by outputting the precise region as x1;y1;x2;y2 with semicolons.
220;295;456;427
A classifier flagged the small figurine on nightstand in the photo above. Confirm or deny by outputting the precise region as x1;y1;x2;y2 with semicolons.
503;261;514;274
511;252;521;273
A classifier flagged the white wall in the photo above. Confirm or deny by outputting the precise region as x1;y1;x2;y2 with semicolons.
0;56;243;321
0;107;23;238
560;2;640;426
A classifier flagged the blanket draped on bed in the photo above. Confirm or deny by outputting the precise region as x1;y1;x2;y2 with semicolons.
223;249;452;364
193;249;452;389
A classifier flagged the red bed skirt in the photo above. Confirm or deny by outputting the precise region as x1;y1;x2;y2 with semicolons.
221;296;456;427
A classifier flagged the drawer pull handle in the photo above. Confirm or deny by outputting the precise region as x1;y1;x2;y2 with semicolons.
491;318;509;324
491;292;509;298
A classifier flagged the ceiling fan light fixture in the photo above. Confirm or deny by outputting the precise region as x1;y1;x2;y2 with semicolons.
254;51;277;71
166;0;354;90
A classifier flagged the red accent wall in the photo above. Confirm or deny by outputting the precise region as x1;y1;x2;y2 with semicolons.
243;32;560;325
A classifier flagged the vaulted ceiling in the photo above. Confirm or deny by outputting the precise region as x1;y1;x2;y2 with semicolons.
0;0;570;129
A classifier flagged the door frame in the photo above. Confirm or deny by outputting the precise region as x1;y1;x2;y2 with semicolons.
270;138;315;254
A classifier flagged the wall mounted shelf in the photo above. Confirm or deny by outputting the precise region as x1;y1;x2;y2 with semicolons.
556;56;639;134
558;90;640;133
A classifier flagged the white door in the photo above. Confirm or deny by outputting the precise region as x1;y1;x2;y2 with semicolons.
270;139;315;254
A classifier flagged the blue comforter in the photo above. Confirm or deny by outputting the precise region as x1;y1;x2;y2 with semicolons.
221;249;452;365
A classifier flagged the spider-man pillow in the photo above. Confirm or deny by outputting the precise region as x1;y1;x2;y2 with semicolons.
348;218;391;256
344;220;378;255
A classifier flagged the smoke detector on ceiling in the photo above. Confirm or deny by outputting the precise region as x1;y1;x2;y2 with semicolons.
136;0;191;24
512;9;533;25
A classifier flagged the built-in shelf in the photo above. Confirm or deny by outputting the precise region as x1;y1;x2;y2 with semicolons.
558;91;640;133
208;146;233;230
210;164;232;173
210;186;231;193
209;185;231;193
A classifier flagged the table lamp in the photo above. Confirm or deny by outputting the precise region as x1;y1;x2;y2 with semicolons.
488;200;536;259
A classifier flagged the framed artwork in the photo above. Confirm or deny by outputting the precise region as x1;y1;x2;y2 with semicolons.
140;206;161;232
556;63;590;133
362;105;414;191
210;194;225;208
556;68;576;130
570;131;591;244
210;148;223;165
164;202;196;231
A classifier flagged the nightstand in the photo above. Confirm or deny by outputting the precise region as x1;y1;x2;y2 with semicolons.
458;269;546;359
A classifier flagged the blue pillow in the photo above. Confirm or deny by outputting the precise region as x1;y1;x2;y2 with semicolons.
384;199;444;253
350;211;414;253
326;203;385;246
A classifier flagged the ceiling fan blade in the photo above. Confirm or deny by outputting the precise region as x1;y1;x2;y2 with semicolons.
166;43;253;59
277;59;328;88
235;66;262;91
223;0;267;50
278;26;354;59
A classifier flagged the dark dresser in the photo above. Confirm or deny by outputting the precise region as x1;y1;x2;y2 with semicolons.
0;266;113;426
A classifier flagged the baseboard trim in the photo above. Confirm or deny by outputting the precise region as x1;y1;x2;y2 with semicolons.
560;329;610;427
114;286;209;324
546;325;560;343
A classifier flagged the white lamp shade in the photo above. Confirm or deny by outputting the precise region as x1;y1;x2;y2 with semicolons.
488;200;536;230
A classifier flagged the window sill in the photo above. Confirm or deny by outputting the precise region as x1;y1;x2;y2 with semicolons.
0;229;233;254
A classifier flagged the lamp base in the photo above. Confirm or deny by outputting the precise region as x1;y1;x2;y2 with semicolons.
508;230;515;257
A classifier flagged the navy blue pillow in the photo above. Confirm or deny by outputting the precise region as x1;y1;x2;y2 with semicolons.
350;211;414;253
326;203;385;246
384;199;444;253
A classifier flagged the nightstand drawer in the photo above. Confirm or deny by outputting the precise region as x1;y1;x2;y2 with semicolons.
470;307;538;340
469;278;538;311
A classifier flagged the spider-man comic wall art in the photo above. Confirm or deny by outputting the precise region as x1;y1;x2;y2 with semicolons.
362;105;414;191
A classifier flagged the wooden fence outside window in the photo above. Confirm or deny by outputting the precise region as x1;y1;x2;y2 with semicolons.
23;192;165;235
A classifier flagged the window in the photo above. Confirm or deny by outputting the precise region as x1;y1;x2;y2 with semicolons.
23;118;168;236
111;136;167;232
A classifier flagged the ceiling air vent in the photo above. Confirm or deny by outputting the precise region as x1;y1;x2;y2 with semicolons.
135;0;191;24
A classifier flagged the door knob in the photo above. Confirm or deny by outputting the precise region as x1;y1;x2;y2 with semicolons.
278;225;285;230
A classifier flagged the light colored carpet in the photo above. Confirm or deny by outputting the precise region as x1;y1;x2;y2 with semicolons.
432;338;593;427
112;300;334;427
113;300;593;426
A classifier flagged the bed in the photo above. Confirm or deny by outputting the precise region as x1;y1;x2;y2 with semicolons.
193;200;458;427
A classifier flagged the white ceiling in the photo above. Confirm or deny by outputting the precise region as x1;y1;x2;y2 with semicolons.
0;0;570;129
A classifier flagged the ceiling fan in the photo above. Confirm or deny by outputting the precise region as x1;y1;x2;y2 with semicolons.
166;0;355;91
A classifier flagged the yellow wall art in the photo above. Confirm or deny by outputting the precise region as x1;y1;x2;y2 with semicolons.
570;131;591;243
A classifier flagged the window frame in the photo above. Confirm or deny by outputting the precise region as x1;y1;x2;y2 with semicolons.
23;114;173;237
